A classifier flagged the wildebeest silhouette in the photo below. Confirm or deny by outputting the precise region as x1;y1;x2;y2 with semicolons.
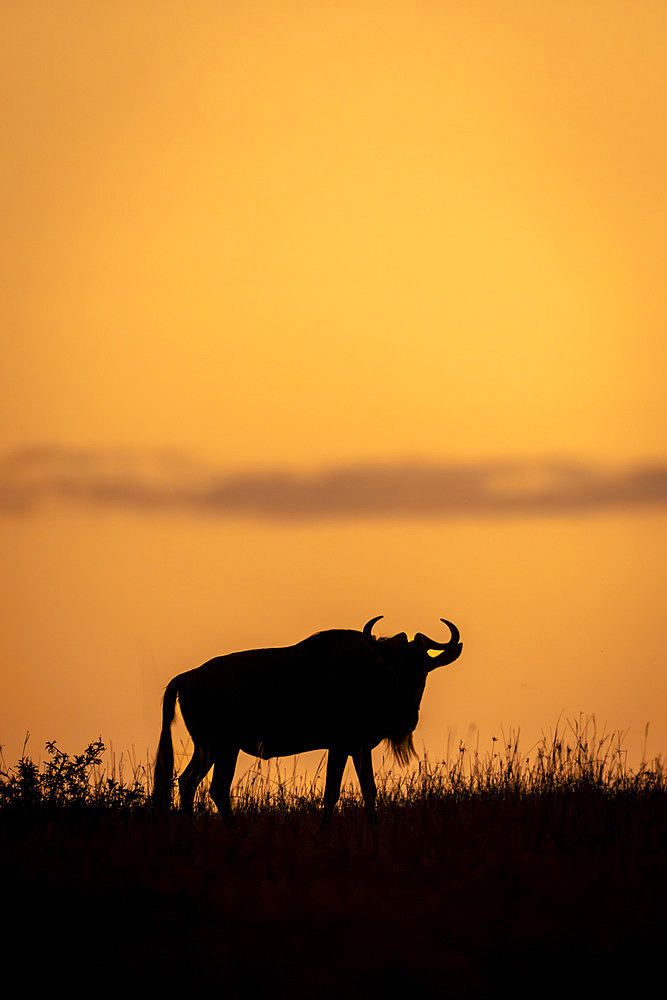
153;615;462;822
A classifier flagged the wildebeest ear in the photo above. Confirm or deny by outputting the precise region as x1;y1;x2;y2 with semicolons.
386;631;408;645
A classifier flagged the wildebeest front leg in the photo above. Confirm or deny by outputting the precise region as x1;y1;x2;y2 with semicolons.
322;747;348;825
351;746;377;824
209;746;239;821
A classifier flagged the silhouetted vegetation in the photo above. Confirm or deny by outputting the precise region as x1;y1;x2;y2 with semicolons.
2;717;666;997
0;736;146;810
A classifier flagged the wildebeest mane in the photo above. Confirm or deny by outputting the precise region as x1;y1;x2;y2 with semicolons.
303;627;378;644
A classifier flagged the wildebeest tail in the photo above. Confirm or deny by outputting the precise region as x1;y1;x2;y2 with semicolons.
152;676;179;812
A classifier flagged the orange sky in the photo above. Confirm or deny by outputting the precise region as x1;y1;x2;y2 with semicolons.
1;1;666;776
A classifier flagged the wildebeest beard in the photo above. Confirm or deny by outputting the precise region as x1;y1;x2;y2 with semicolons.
386;732;417;766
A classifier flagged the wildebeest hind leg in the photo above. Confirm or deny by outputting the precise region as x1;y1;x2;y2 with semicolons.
178;744;212;815
209;746;239;821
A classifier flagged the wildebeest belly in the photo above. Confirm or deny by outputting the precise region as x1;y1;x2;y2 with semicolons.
240;738;325;759
240;729;385;760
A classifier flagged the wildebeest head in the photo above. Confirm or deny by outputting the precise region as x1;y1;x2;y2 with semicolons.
360;615;463;763
361;614;462;669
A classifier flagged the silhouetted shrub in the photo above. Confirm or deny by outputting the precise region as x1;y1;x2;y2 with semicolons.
0;737;146;811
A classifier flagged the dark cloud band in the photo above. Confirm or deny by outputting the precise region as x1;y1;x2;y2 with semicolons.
1;446;666;519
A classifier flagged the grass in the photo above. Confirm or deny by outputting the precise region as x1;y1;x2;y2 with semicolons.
2;716;666;998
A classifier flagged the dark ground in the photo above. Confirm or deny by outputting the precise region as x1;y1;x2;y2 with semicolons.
3;790;666;998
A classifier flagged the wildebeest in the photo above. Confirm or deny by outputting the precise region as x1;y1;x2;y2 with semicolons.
153;615;462;822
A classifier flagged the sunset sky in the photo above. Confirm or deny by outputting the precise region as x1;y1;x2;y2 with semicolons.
2;1;666;777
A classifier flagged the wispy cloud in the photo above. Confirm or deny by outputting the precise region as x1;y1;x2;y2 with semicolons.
1;446;666;520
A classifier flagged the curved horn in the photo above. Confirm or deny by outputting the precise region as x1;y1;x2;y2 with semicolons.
440;618;460;646
418;618;460;650
362;616;384;644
